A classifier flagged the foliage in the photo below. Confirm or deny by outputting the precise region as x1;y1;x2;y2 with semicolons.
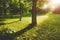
37;0;49;9
0;0;32;16
0;28;16;40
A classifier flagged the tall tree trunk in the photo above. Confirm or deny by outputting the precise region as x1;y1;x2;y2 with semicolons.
32;0;37;25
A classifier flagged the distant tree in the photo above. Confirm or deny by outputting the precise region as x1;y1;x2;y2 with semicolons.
2;0;7;16
0;0;3;15
19;0;22;21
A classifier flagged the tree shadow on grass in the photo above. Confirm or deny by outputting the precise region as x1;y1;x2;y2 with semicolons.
14;23;35;37
0;20;20;26
0;23;35;40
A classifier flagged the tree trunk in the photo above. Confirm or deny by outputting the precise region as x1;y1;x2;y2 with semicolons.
32;0;37;25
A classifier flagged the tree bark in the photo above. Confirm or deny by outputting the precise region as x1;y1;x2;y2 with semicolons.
32;0;37;25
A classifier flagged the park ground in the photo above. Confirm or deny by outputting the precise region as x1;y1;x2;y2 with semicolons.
0;13;60;40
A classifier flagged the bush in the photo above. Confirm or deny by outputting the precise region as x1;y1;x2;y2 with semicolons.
0;28;16;40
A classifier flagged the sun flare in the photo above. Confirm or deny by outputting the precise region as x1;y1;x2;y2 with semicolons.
49;0;60;4
49;0;60;7
44;4;48;9
43;0;60;10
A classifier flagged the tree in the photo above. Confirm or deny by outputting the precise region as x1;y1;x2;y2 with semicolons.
32;0;37;25
2;0;7;16
19;0;23;21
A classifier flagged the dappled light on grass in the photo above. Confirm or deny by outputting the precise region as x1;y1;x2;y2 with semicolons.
37;14;49;24
0;14;60;40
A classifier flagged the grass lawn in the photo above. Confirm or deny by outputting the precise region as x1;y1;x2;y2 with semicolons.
0;13;60;40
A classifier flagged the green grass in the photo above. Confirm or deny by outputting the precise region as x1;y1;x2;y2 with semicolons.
0;13;60;40
0;17;31;31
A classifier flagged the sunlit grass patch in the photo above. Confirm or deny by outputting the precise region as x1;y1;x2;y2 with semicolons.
37;14;49;24
0;14;50;32
2;17;31;32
